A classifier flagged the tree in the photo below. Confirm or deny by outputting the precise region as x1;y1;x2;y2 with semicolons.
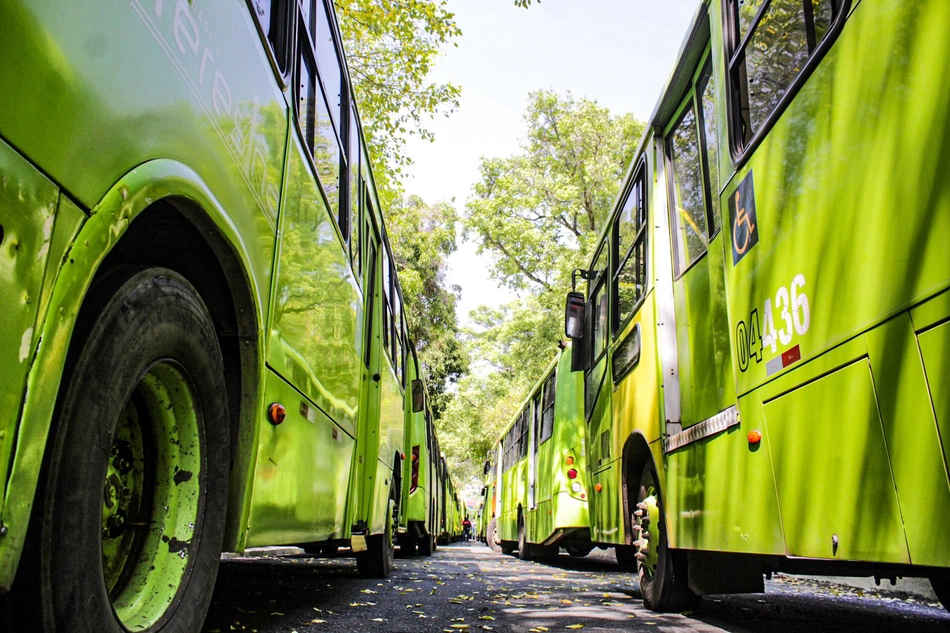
442;91;644;480
465;90;644;295
385;195;468;417
334;0;462;204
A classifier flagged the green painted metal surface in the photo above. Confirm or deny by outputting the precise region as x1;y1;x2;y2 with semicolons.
267;138;362;437
0;139;59;504
246;369;355;546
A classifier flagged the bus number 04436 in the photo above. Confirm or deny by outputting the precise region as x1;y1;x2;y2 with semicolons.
735;274;811;373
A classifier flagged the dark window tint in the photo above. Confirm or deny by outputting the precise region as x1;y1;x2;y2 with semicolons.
539;372;556;443
588;247;608;361
297;47;317;152
669;103;708;273
531;393;542;456
729;0;843;149
698;63;721;233
613;166;647;331
316;4;343;129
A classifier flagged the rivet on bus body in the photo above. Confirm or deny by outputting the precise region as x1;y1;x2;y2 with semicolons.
595;483;603;493
267;402;286;425
747;430;762;444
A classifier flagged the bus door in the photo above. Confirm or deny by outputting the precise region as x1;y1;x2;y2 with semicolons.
664;53;736;435
584;246;612;466
351;202;381;528
528;391;542;509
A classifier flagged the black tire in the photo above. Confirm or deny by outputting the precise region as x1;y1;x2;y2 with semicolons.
487;518;502;553
418;533;435;556
357;497;396;578
931;577;950;611
27;268;230;632
635;468;699;612
567;545;593;558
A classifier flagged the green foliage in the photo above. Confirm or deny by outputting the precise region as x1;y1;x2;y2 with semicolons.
334;0;462;205
384;195;468;418
444;90;644;483
465;90;644;293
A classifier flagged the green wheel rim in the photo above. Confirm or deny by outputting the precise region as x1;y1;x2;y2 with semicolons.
638;484;661;582
101;361;203;631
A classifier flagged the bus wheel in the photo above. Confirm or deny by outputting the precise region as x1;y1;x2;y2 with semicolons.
634;468;699;612
487;518;502;553
931;577;950;611
357;497;396;578
418;533;435;556
35;268;230;632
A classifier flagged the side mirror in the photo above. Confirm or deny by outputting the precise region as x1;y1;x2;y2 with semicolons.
564;291;586;339
483;460;491;475
411;379;424;413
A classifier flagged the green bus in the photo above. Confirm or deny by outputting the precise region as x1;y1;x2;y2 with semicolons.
438;456;463;544
564;0;950;612
398;351;441;556
487;347;593;560
0;0;419;629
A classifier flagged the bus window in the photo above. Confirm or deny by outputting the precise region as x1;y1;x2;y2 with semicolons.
351;180;363;277
382;246;392;354
296;45;318;153
348;107;361;270
728;0;842;149
613;165;647;332
668;102;708;275
531;392;542;456
296;0;346;236
249;0;290;74
540;372;556;443
519;408;529;459
315;0;344;128
698;61;721;234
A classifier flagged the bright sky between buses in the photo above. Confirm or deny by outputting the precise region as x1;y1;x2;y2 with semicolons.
402;0;700;327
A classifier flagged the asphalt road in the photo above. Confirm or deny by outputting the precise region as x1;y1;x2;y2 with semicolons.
202;541;950;633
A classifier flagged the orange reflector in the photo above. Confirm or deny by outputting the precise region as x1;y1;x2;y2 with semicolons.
595;483;603;493
567;468;578;480
401;453;406;461
566;455;575;466
268;402;286;426
747;430;762;444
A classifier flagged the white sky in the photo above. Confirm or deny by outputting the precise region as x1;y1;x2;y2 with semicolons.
401;0;701;324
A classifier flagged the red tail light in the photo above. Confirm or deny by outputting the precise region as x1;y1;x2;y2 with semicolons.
567;468;578;480
410;445;420;493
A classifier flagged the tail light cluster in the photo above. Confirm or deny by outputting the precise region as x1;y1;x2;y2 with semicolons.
410;445;420;493
565;453;586;499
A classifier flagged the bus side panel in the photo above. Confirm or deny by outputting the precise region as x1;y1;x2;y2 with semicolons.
246;369;354;546
589;463;623;545
724;0;950;398
869;315;950;568
0;141;59;502
665;408;784;554
267;139;362;438
765;359;907;562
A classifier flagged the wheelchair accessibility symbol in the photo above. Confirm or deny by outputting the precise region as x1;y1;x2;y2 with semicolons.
729;171;759;265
